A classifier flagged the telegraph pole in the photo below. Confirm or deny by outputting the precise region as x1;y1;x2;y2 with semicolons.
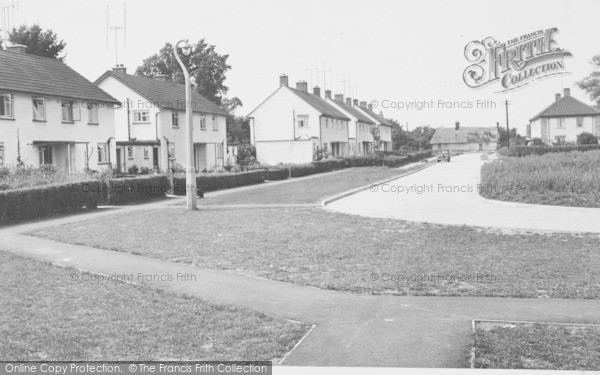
503;100;510;148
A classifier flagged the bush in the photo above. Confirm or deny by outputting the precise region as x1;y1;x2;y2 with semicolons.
139;167;150;175
505;145;600;157
104;175;170;205
128;165;139;174
0;180;103;226
531;138;544;146
577;132;599;145
172;170;265;195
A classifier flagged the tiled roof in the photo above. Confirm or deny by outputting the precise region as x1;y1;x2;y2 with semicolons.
288;87;350;121
530;95;600;121
0;50;118;103
357;106;393;126
330;100;375;124
430;127;498;144
96;71;227;116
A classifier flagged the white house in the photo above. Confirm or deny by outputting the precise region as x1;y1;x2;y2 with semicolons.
355;102;394;151
0;45;119;173
95;66;228;173
430;123;498;151
327;95;376;156
529;88;600;144
248;75;351;165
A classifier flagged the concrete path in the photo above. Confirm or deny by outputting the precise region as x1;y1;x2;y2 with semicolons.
326;153;600;233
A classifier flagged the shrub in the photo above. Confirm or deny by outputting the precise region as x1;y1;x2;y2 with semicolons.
104;175;170;205
577;132;599;145
172;170;265;195
139;167;150;175
531;138;544;146
128;165;139;174
0;180;103;226
237;143;256;168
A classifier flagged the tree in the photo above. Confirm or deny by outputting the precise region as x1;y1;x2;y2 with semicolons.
222;97;250;144
136;40;231;104
5;24;66;60
409;126;435;150
370;126;383;151
497;127;526;148
577;55;600;105
577;131;599;145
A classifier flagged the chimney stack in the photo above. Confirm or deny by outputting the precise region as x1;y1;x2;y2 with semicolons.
345;97;352;105
153;74;169;82
359;101;367;109
334;94;344;102
112;64;127;74
455;121;460;130
325;90;332;99
279;74;288;87
353;99;359;106
563;88;571;96
296;81;308;92
313;86;321;97
555;93;561;101
5;44;27;53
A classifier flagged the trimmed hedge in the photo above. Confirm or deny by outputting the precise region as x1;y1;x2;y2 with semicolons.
507;145;600;157
104;176;170;205
172;170;266;195
265;168;289;181
0;180;103;226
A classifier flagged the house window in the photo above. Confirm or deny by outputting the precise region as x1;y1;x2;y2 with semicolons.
97;143;108;163
127;146;134;159
38;145;53;165
557;118;566;129
61;101;74;122
297;114;308;128
0;143;4;165
32;98;46;120
143;147;150;159
168;143;175;160
212;116;218;131
133;110;150;123
88;102;99;124
325;119;329;128
577;117;584;128
200;116;206;130
172;112;179;128
217;143;224;158
0;94;14;118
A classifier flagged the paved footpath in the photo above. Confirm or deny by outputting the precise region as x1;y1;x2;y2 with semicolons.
2;168;600;367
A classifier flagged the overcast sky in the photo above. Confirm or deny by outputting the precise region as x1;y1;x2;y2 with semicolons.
6;0;600;133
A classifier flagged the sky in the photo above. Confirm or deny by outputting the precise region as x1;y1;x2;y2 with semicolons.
3;0;600;134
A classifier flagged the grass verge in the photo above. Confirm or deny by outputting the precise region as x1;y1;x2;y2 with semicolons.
0;251;309;361
472;321;600;370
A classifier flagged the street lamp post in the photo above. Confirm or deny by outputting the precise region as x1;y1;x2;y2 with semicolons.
173;39;197;210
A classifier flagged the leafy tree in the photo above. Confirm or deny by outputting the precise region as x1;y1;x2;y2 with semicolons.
222;97;251;144
370;126;383;150
136;40;231;104
577;55;600;104
577;131;599;145
5;24;66;60
409;126;434;150
497;127;526;148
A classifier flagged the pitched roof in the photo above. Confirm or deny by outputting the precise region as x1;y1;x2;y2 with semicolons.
288;87;350;121
0;50;118;103
357;106;393;126
96;71;227;116
330;100;375;124
430;127;498;144
530;94;600;121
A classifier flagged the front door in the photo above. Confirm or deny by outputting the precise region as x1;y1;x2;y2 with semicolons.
116;148;122;172
152;147;159;170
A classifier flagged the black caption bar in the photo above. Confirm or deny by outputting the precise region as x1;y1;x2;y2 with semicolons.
0;362;272;375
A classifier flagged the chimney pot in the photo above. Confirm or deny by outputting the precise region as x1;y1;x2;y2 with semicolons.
334;94;344;102
5;44;27;53
353;99;359;106
563;88;571;96
313;86;321;97
112;64;127;74
555;93;561;101
360;101;367;109
325;90;332;99
455;121;460;130
345;97;352;105
279;74;288;87
295;81;308;92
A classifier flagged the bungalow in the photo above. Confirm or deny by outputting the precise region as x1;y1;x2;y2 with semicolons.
0;45;119;173
430;123;498;151
529;88;600;144
95;66;228;173
327;94;375;156
355;102;394;151
248;75;351;164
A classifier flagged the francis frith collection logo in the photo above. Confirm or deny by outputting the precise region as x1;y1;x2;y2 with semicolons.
463;27;572;92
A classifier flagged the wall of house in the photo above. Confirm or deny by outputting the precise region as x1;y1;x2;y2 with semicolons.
319;117;349;156
255;140;313;165
530;116;599;144
0;92;116;172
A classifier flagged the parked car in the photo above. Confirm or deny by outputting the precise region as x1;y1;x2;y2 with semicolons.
437;152;451;162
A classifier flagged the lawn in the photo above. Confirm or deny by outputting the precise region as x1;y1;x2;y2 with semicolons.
0;251;309;361
195;165;427;205
472;321;600;370
30;206;600;299
480;150;600;207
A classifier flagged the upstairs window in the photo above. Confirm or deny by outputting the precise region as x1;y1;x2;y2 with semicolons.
0;142;4;165
557;118;566;129
61;100;74;122
297;114;308;128
0;94;14;118
172;112;179;128
88;102;99;124
133;111;150;123
32;98;46;120
97;143;108;163
200;116;206;130
212;116;218;131
576;117;584;128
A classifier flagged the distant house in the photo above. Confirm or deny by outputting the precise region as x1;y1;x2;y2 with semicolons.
95;66;228;173
355;102;394;152
327;95;375;156
0;45;119;173
430;123;498;151
529;88;600;144
248;75;351;164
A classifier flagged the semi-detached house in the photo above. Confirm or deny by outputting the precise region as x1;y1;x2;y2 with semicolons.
0;45;119;173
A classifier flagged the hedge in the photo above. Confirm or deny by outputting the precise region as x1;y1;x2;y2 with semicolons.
0;180;103;226
172;170;266;195
265;168;289;181
103;175;170;205
506;145;600;157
